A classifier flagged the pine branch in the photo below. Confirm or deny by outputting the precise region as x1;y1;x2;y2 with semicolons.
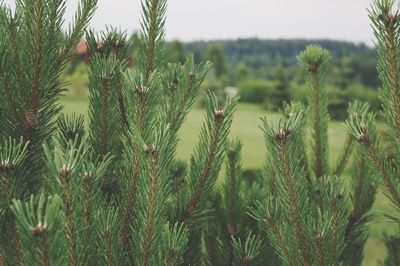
95;208;121;266
30;0;44;105
231;234;263;266
275;128;311;266
120;0;167;240
298;45;330;181
225;140;241;259
346;112;400;209
11;194;61;266
260;112;313;266
370;0;400;145
333;134;353;177
43;135;90;266
139;0;167;83
0;62;21;124
61;0;97;60
178;94;238;223
0;138;29;265
3;13;25;104
140;145;161;266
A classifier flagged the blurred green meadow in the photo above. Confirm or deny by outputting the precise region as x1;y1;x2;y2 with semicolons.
62;95;395;266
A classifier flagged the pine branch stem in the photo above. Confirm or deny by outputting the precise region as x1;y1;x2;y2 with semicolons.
0;171;23;265
11;219;23;266
83;177;93;233
331;199;339;254
31;0;43;105
0;249;4;266
6;17;25;101
310;73;324;181
141;155;160;266
99;78;110;156
61;178;76;266
120;153;139;249
365;141;400;208
178;119;222;223
118;92;129;129
167;75;195;134
143;0;161;83
37;235;49;266
384;23;400;145
314;231;326;266
227;156;237;237
345;153;368;239
333;135;353;176
0;70;21;124
104;229;114;266
277;139;311;266
266;215;296;266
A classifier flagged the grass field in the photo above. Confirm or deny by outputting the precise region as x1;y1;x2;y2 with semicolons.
62;97;395;265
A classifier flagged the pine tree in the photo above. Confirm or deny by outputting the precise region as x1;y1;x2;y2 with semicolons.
346;0;400;262
247;45;378;266
1;0;400;265
1;0;238;264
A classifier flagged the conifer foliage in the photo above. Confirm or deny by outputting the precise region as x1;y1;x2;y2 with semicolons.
0;0;238;264
1;0;400;265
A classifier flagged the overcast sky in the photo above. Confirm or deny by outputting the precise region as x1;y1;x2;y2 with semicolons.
2;0;374;45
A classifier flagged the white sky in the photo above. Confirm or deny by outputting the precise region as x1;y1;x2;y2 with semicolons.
2;0;374;45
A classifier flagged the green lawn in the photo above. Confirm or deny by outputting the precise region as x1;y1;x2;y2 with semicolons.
62;98;395;265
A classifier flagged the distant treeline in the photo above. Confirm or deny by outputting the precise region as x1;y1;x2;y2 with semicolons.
67;36;380;119
184;38;378;89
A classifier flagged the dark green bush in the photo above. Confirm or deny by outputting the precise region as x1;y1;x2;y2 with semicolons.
238;79;276;104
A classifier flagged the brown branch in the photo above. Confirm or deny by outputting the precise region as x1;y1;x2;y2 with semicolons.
313;231;326;266
118;92;129;129
143;0;161;84
310;72;323;181
265;215;296;266
384;23;400;146
120;151;139;249
99;77;110;156
82;172;94;239
104;229;114;266
0;68;22;124
0;170;23;265
37;234;49;266
31;0;43;106
277;138;311;266
141;152;160;266
6;17;25;101
60;175;76;266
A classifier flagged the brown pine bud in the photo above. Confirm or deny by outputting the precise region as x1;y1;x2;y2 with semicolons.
145;144;156;154
31;223;46;237
84;171;93;183
23;106;38;129
189;72;196;83
59;163;72;178
388;11;396;21
358;133;368;143
0;160;16;171
215;107;224;121
135;85;148;95
274;128;292;140
307;62;317;73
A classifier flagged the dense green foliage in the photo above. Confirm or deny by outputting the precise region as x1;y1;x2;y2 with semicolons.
1;0;400;265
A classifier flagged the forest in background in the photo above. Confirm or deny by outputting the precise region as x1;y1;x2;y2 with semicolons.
66;37;379;119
